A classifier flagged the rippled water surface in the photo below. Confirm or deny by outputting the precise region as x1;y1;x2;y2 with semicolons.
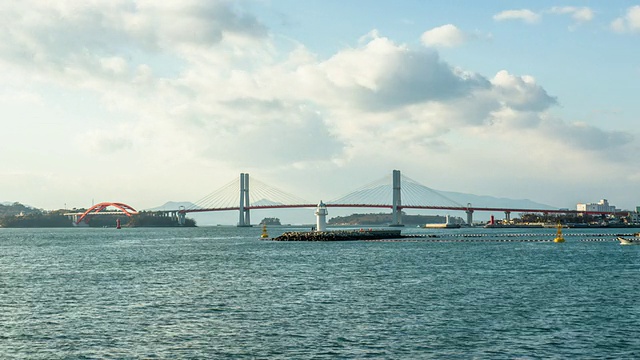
2;227;640;359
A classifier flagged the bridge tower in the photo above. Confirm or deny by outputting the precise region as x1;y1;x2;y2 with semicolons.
238;173;251;227
390;169;404;227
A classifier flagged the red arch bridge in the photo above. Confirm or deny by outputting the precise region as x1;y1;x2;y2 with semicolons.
65;202;140;226
155;170;625;227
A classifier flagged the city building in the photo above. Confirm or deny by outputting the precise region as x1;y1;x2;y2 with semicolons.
628;211;640;225
576;199;617;213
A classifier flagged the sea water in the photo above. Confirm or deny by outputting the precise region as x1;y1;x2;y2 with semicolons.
1;226;639;359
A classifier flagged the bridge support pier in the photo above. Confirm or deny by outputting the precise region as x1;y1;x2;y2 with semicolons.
504;211;511;223
390;169;404;227
238;173;251;227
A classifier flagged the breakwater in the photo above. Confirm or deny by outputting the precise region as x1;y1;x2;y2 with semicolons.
268;230;629;242
271;229;403;241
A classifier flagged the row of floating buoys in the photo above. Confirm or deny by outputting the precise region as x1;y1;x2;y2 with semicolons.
365;238;554;243
370;237;621;243
367;237;625;243
444;232;637;238
579;238;617;242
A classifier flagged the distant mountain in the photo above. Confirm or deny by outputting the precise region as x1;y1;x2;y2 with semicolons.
1;201;36;207
252;199;283;206
435;190;557;210
145;201;199;211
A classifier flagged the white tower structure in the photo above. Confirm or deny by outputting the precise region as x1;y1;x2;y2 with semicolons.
315;201;328;232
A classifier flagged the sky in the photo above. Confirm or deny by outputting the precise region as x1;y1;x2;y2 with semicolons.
1;0;640;214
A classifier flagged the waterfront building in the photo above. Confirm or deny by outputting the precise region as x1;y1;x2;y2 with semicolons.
576;199;617;213
628;211;640;225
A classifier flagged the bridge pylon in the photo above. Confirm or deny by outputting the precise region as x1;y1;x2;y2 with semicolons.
390;169;404;227
238;173;251;227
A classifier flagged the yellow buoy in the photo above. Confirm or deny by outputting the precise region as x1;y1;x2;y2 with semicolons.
261;224;269;238
553;223;565;243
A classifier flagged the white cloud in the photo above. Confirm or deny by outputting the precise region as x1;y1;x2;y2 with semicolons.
493;9;541;24
494;6;595;30
549;6;594;23
611;6;640;33
314;35;490;111
0;0;267;78
491;71;557;112
611;18;626;33
100;56;129;76
421;24;471;48
77;129;134;154
573;7;595;23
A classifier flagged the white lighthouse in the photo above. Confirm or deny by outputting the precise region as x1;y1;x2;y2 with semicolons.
315;200;328;232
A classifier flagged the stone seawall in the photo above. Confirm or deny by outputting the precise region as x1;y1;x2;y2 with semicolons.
271;229;403;241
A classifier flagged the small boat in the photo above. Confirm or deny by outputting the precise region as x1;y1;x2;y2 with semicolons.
617;236;640;245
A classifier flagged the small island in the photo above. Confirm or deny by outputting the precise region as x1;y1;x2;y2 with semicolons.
259;217;282;226
328;212;465;226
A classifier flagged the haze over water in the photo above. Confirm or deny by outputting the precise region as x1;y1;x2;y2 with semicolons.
2;226;639;358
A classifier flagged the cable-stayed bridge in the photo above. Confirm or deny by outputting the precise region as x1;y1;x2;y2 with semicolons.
170;170;608;227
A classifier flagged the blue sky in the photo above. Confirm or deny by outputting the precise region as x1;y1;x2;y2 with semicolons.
1;1;639;217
